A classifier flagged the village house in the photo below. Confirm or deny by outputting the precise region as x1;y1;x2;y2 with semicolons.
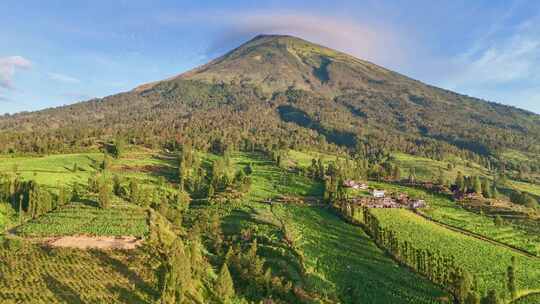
409;199;426;209
342;180;368;190
372;190;386;198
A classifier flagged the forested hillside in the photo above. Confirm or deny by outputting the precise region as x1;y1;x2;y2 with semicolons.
1;35;539;177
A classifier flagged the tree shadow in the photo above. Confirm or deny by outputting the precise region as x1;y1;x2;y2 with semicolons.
108;285;148;304
77;198;99;208
90;250;158;300
44;274;86;304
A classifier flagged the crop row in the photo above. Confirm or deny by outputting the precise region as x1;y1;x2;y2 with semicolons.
370;208;540;295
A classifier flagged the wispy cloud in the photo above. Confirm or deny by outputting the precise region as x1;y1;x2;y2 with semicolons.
158;11;409;67
48;72;81;84
441;13;540;108
0;56;32;90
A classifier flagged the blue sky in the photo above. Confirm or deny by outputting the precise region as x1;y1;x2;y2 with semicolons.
1;0;540;114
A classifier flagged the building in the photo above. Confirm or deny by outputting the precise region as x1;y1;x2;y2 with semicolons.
372;190;386;198
343;180;359;189
410;199;426;209
343;180;369;190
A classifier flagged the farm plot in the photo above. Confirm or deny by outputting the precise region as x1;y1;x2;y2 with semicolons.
232;152;324;200
370;182;540;255
280;205;449;303
15;203;148;238
234;152;448;303
371;209;540;296
0;153;102;188
0;245;158;303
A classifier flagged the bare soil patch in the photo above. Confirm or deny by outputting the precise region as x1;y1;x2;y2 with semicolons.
44;235;143;250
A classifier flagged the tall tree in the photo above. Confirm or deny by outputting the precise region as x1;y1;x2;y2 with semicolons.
473;176;482;195
98;181;111;209
455;172;465;192
215;263;235;303
161;239;193;304
507;257;517;299
481;290;501;304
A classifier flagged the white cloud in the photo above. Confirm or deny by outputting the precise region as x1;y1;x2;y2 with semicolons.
48;72;81;84
445;35;540;88
0;56;32;89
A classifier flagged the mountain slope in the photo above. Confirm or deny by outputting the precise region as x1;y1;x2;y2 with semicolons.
1;34;539;171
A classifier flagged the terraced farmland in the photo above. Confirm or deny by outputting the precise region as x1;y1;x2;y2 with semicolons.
15;203;148;238
370;208;540;297
234;152;449;303
370;182;540;255
0;245;158;303
281;205;449;303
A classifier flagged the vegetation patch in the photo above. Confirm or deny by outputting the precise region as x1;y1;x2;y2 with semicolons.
15;203;148;238
368;208;540;297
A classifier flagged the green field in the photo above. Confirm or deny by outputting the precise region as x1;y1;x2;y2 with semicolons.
369;208;540;297
280;205;448;303
230;152;449;303
392;152;490;182
286;150;343;167
15;203;148;237
0;153;102;188
233;152;325;199
0;151;177;191
0;245;158;303
1;149;539;303
370;182;540;255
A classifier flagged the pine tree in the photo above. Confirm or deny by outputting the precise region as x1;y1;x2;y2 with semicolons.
112;136;125;158
507;257;517;299
482;179;492;198
207;184;215;199
473;176;482;195
98;182;111;209
72;182;80;202
492;186;499;200
482;290;501;304
113;175;122;196
437;169;446;186
215;263;235;303
455;271;473;303
456;172;465;192
392;165;401;181
494;215;504;227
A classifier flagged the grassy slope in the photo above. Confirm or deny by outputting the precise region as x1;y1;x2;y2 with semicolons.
0;150;175;191
0;153;103;188
393;153;540;198
371;209;540;296
393;152;489;182
234;152;448;303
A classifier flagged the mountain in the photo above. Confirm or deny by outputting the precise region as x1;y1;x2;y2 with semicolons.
1;34;539;170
